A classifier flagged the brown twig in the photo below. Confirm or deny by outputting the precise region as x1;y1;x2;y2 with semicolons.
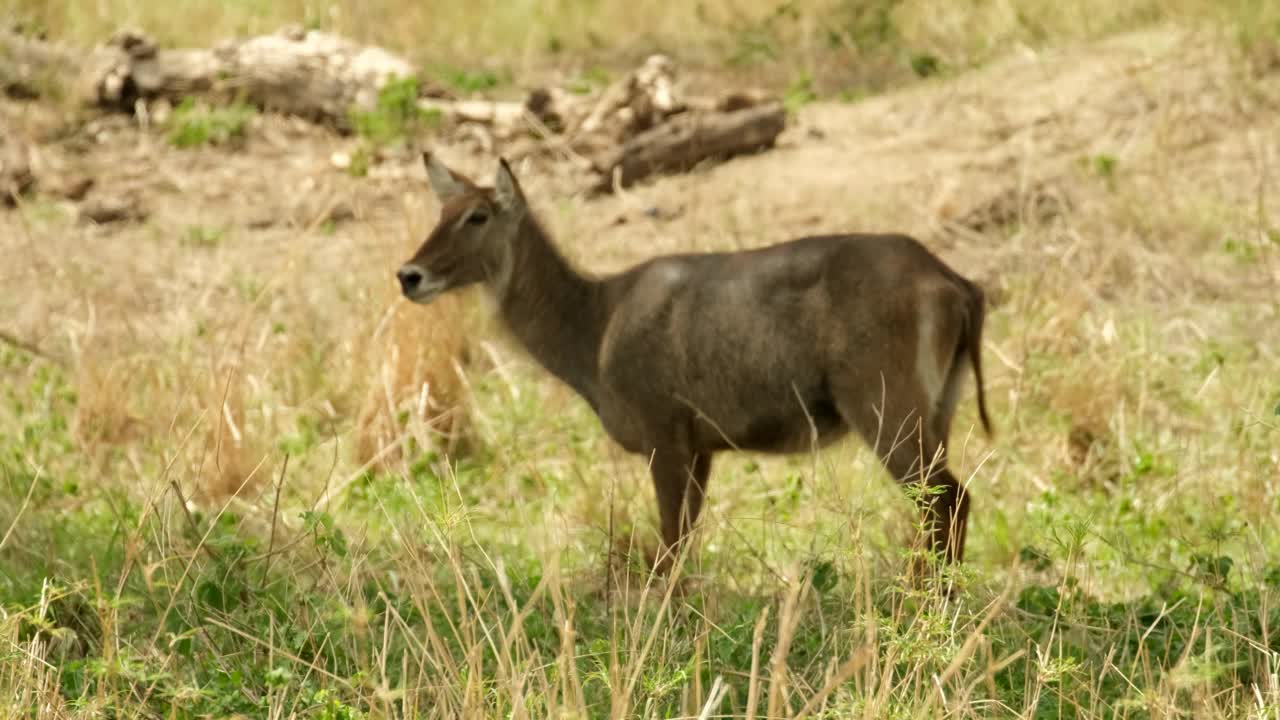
261;453;289;580
0;463;41;552
0;330;60;363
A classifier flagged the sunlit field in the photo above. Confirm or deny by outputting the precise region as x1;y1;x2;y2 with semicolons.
2;1;1279;717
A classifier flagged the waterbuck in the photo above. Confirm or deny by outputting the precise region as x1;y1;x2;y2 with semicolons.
397;152;993;575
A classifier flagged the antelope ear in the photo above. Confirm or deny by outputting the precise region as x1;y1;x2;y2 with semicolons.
493;157;526;215
422;152;469;202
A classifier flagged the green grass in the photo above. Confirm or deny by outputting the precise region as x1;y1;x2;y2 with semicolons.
345;73;442;176
437;67;505;95
349;75;441;148
565;67;612;96
783;73;818;113
166;97;255;149
2;302;1278;717
181;224;227;248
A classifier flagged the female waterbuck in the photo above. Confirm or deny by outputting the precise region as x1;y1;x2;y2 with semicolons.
397;153;993;574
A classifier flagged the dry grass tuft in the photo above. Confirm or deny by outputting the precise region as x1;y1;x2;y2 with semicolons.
1;593;70;719
191;355;271;502
70;343;147;452
354;283;471;471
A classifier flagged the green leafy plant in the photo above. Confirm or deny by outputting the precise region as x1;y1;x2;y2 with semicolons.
182;224;226;248
350;75;441;148
1223;234;1260;263
909;52;942;78
1092;153;1117;179
166;97;255;148
784;72;818;112
440;67;503;94
301;510;348;558
566;67;611;95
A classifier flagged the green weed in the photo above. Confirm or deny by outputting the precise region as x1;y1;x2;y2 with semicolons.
349;75;441;148
1092;153;1118;178
909;52;942;78
166;97;255;149
566;66;612;95
439;67;504;94
181;224;226;248
783;72;818;112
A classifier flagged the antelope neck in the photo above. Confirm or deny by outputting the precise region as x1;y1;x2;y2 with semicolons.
493;214;609;408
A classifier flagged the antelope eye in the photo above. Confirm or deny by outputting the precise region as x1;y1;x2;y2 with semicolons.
465;211;489;226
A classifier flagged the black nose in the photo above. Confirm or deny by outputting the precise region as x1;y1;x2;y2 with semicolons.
397;266;423;295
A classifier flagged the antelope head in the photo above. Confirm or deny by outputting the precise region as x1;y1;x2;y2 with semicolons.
397;152;528;304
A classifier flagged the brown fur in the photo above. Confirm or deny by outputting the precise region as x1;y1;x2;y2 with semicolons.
398;152;993;574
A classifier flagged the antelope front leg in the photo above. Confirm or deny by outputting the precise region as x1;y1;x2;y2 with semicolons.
649;450;712;574
906;468;971;587
923;469;970;564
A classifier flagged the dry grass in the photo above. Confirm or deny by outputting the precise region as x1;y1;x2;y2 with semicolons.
5;0;1276;92
0;109;477;503
354;236;471;471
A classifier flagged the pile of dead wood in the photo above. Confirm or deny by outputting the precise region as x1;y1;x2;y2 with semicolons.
2;25;787;192
430;53;787;192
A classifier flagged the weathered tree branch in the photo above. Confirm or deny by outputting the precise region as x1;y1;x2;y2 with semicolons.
1;28;788;192
3;26;433;128
76;27;431;128
0;329;64;365
590;103;788;192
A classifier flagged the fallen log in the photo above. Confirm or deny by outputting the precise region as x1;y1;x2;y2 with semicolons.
568;54;682;142
2;26;443;129
590;102;787;192
4;27;788;193
418;98;526;132
84;27;436;128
